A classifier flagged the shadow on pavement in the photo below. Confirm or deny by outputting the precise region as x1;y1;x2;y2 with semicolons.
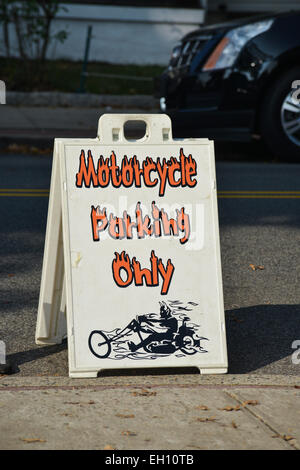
98;367;200;377
5;304;300;377
6;340;67;375
226;304;300;373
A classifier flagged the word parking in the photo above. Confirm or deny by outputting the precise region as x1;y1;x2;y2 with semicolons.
91;201;191;244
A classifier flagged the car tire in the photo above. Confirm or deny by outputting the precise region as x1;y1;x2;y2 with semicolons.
259;67;300;160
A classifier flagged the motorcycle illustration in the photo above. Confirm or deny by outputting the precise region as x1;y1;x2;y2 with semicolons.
88;303;208;359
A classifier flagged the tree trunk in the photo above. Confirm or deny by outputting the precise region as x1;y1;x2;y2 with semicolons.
3;19;10;57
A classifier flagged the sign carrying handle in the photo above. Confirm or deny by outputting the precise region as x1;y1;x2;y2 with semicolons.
97;113;173;145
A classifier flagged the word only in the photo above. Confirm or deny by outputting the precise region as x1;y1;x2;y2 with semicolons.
112;250;174;295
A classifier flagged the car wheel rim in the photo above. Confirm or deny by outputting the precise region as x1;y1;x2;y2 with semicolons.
280;91;300;146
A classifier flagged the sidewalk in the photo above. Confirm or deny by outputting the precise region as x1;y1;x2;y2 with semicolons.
0;374;299;450
0;104;160;148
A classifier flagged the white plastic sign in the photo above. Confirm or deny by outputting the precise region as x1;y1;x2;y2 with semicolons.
36;114;227;377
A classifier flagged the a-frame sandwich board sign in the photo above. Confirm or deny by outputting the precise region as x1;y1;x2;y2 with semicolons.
35;114;228;378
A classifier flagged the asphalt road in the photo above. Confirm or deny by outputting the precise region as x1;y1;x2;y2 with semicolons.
0;145;300;377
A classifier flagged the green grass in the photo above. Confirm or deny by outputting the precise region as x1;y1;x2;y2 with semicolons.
0;57;165;95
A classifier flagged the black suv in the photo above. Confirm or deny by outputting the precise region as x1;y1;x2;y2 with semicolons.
155;11;300;159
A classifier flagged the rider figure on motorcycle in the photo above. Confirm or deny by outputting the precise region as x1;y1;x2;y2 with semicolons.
127;301;178;353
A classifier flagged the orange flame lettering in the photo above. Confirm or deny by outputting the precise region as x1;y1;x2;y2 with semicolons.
112;251;133;287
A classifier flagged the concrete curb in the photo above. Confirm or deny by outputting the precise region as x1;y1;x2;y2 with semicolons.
0;374;299;388
6;91;160;109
